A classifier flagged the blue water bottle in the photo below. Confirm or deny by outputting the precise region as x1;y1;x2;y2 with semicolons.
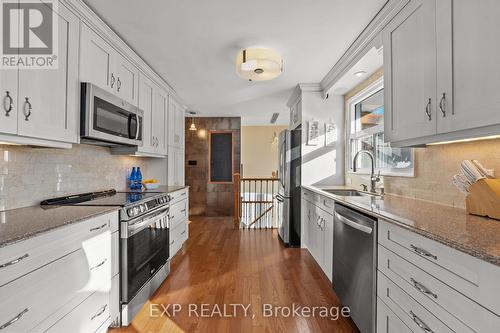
136;167;143;190
129;167;137;190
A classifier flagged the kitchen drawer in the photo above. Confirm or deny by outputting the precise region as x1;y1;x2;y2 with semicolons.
169;199;188;228
378;245;500;332
378;272;471;333
45;290;110;333
0;249;93;332
379;219;500;315
302;188;334;213
170;221;188;258
0;211;117;287
377;297;415;333
169;188;188;205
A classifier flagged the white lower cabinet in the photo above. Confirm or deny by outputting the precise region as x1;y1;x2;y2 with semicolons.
0;212;118;333
377;219;500;333
301;189;334;281
169;188;189;258
377;297;415;333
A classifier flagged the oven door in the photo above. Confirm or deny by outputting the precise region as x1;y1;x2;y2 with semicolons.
81;82;143;146
120;207;169;303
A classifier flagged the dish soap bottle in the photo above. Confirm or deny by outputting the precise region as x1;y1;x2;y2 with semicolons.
136;167;143;190
129;167;137;190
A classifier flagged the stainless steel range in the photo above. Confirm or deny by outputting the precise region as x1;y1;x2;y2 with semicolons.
41;189;171;326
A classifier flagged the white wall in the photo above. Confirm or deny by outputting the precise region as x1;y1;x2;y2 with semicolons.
301;91;345;186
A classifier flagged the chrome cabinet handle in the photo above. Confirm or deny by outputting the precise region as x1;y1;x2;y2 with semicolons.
411;278;437;298
3;91;13;116
410;311;434;333
117;77;121;92
181;209;186;213
410;245;437;260
0;253;29;269
110;73;115;88
90;258;107;271
170;240;174;245
90;223;107;232
439;93;446;117
24;97;32;121
181;230;186;235
91;304;107;320
0;308;29;330
425;98;432;121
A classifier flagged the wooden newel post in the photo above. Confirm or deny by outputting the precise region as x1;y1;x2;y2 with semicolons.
233;173;241;226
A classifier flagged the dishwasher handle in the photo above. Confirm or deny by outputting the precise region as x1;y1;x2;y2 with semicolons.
335;212;373;234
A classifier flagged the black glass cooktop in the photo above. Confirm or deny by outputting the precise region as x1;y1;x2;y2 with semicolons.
41;189;163;207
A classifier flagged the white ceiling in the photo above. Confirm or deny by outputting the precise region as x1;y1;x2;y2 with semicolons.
83;0;387;125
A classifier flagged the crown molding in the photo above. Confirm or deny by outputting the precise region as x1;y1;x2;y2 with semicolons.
319;0;409;97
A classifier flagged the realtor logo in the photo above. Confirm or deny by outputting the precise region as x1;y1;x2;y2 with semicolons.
1;0;58;68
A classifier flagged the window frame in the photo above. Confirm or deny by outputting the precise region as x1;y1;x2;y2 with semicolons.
346;77;415;177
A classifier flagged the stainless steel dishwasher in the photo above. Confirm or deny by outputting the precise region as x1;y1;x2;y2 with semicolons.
333;203;377;333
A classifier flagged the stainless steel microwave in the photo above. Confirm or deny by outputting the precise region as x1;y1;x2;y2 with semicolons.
80;82;143;146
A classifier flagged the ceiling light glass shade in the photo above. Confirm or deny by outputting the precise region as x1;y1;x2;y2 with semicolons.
189;121;197;131
236;48;283;81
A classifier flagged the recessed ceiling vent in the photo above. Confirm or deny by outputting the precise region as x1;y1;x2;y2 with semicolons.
270;112;279;124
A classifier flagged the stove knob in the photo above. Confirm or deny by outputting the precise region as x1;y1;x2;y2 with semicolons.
133;206;140;216
140;204;146;212
159;197;165;204
127;208;134;217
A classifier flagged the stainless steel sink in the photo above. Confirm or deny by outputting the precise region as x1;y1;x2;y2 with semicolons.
323;189;377;197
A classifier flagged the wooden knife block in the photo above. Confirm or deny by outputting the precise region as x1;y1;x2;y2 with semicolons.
466;179;500;220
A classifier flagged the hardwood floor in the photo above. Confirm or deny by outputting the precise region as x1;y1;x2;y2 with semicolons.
110;216;359;333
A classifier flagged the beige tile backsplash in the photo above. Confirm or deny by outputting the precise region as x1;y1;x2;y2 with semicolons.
347;138;500;208
0;144;159;210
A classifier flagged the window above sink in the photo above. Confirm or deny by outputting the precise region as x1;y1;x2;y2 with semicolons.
347;77;414;177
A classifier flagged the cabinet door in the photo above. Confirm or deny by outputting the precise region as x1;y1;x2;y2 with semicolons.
309;206;323;266
383;0;437;143
377;298;415;333
168;146;175;185
176;104;185;149
436;0;500;134
168;96;175;147
322;211;334;281
0;68;17;135
176;148;185;186
138;73;154;151
17;3;79;143
153;89;167;154
80;24;114;93
114;54;139;105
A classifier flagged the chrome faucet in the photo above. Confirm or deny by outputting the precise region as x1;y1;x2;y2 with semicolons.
352;150;381;194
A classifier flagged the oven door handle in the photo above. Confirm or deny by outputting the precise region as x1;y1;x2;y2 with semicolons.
125;207;169;237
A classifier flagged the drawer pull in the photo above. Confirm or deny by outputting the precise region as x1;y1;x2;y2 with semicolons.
90;259;107;271
0;253;29;269
410;245;437;260
181;209;186;213
90;223;107;232
91;304;107;320
170;240;175;245
410;311;434;333
181;230;186;235
0;308;28;330
411;278;437;299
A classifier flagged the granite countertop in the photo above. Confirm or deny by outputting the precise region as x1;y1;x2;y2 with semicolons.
0;205;119;248
303;185;500;267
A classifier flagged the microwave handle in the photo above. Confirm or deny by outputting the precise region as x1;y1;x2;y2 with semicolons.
135;114;140;140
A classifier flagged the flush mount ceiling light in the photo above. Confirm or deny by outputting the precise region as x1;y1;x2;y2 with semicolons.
236;48;283;81
353;70;367;77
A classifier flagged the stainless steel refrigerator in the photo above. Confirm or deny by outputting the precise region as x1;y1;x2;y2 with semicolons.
277;128;301;247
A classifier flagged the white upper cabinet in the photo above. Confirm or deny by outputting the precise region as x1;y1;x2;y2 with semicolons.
0;68;18;135
114;53;139;105
80;24;139;106
138;73;154;151
385;0;500;146
168;96;185;149
80;24;114;93
383;0;437;143
153;89;167;154
436;0;500;134
0;2;79;144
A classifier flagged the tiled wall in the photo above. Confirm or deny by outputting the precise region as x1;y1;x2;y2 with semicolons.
185;117;241;216
345;68;500;208
0;144;157;210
